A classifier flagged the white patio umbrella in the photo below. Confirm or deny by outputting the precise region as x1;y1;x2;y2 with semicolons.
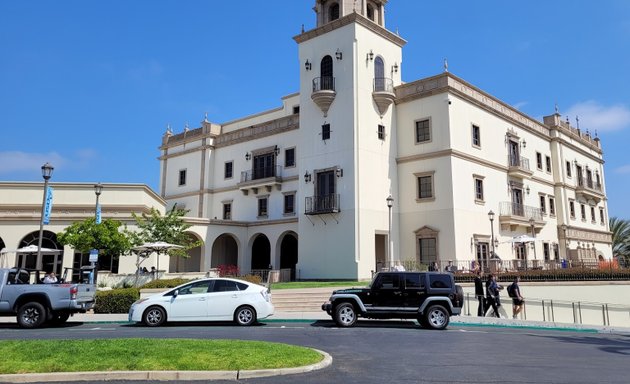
132;241;183;275
503;235;537;243
1;245;62;269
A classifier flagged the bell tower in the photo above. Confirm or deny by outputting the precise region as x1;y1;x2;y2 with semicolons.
295;0;405;279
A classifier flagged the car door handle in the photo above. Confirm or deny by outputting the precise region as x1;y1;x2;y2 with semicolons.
231;294;238;298
198;298;206;301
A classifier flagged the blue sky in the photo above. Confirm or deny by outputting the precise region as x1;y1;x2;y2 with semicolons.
1;1;629;218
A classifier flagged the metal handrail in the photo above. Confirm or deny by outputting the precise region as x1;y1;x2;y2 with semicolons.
240;165;282;183
507;154;530;171
499;201;543;221
373;77;394;93
312;76;335;92
305;194;340;215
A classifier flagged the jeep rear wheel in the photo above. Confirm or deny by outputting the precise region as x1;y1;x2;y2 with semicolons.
423;305;449;330
17;302;47;329
334;302;357;327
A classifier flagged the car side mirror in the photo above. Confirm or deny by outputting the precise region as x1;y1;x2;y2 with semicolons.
173;289;179;298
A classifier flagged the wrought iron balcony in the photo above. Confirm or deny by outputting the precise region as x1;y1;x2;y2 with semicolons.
305;194;340;215
311;77;336;116
499;201;544;231
238;165;283;194
372;77;395;117
507;155;533;178
576;176;603;202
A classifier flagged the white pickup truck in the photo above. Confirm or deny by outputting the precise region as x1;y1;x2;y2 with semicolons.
0;267;97;328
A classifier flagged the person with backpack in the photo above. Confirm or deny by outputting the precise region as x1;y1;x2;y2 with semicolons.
507;276;524;319
485;274;503;318
474;270;485;316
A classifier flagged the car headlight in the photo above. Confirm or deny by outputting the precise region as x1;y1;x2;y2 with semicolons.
132;298;149;306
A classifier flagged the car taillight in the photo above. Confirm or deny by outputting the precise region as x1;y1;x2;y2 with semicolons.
70;286;78;300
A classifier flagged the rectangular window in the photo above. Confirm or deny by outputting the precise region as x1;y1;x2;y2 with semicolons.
322;123;331;140
580;204;586;221
549;197;555;216
474;178;484;201
546;156;552;173
543;243;550;262
553;243;559;261
539;195;546;214
178;169;187;186
378;124;385;140
471;124;481;147
415;119;431;143
419;238;437;264
569;201;575;219
566;161;572;177
600;208;605;224
292;105;300;114
536;152;543;170
222;203;232;220
258;198;268;218
285;148;295;168
224;161;233;179
418;175;433;199
590;206;596;222
284;194;295;215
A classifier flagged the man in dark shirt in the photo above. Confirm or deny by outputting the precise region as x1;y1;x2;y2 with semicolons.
485;274;503;318
474;270;485;316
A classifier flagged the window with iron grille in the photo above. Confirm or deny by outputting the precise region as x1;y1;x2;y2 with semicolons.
178;169;187;186
223;203;232;220
258;197;268;218
474;178;484;201
284;194;295;215
415;119;431;143
378;124;385;140
322;124;331;140
285;148;295;168
224;161;233;179
472;124;481;147
418;175;433;199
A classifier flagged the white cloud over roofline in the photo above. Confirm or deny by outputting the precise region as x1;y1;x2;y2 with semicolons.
564;100;630;133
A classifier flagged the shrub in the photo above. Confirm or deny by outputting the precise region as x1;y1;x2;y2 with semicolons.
140;278;193;289
238;274;263;285
94;288;139;313
218;264;239;277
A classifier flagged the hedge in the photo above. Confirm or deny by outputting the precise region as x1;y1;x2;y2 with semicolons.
94;288;140;314
454;268;630;283
139;278;193;289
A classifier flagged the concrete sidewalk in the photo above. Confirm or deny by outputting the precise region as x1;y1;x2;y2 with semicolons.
2;311;629;334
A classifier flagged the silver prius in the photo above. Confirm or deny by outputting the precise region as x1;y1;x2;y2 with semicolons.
129;277;273;327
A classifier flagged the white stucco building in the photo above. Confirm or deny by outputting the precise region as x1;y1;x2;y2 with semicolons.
157;0;613;280
0;1;612;279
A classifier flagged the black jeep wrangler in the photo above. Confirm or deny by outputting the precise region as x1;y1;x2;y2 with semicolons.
322;271;464;330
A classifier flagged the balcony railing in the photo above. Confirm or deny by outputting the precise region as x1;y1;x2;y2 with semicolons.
577;177;602;193
373;77;394;93
508;154;531;171
312;76;335;92
240;165;282;183
305;194;340;215
499;201;543;222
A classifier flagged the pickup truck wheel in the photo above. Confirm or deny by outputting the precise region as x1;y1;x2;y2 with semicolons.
143;306;166;327
50;311;70;325
423;305;449;330
334;303;357;327
17;302;47;329
234;305;257;326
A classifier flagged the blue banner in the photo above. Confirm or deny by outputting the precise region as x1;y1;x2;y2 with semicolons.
96;203;101;224
43;186;53;225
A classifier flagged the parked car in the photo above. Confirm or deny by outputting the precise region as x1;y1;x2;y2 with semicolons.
0;267;97;329
129;277;274;327
322;271;463;330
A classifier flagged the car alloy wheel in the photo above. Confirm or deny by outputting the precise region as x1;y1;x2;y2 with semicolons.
17;302;46;329
143;306;166;327
424;305;449;330
335;303;357;327
235;306;256;326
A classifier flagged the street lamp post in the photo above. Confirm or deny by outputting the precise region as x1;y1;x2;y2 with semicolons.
529;218;537;266
36;163;54;271
92;183;103;267
561;224;568;263
386;195;394;270
488;210;495;272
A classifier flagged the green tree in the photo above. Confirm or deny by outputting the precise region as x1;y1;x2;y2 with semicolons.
57;217;132;260
610;217;630;265
132;206;203;261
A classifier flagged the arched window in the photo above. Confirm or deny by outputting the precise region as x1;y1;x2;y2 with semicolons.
320;55;334;90
329;3;340;21
374;56;385;91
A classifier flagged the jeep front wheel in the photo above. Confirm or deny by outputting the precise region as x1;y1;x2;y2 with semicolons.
423;305;450;330
334;302;357;327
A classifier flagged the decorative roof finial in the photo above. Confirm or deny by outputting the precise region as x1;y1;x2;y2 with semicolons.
301;24;304;33
554;103;559;114
204;112;208;122
444;58;448;72
166;123;172;135
576;115;580;130
184;122;189;132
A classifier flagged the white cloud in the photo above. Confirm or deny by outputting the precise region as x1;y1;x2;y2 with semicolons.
564;100;630;133
512;101;528;110
614;165;630;174
0;151;67;175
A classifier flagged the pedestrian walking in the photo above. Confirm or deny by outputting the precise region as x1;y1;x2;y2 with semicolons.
474;270;485;316
507;276;525;319
485;274;503;318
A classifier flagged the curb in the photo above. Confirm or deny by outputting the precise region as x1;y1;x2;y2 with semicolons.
0;349;332;383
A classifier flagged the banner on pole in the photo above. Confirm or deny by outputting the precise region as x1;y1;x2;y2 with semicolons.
43;186;54;225
96;203;101;224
